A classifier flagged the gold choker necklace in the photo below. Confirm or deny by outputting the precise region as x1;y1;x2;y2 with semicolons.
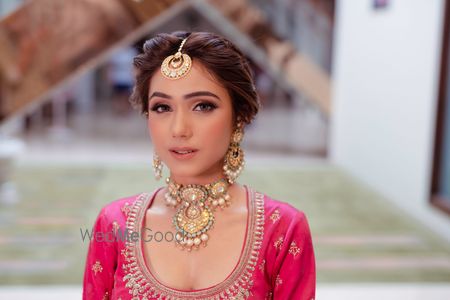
164;177;231;251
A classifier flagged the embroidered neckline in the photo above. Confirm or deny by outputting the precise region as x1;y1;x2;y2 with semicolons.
122;186;265;299
141;185;251;292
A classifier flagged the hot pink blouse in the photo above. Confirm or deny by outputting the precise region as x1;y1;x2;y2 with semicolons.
82;186;316;299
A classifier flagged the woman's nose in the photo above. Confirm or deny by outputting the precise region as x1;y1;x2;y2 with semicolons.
171;109;192;139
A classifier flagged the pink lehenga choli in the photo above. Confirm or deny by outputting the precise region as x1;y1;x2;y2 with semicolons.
82;186;316;299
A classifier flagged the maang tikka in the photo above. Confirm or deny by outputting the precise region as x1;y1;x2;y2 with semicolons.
161;37;192;80
158;38;246;252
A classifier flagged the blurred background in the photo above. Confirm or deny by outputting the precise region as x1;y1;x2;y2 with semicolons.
0;0;449;299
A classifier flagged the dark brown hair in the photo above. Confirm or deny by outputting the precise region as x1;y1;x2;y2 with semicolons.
129;31;260;125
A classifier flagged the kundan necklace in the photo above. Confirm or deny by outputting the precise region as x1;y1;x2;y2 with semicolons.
164;177;231;251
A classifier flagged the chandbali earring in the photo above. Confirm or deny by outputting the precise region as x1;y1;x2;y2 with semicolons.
152;152;163;180
223;122;245;184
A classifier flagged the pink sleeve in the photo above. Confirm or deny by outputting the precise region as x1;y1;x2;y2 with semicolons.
82;206;118;299
272;211;316;300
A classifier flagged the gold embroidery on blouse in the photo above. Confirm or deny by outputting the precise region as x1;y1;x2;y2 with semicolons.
289;241;301;258
274;236;284;250
122;188;265;299
112;221;120;235
269;209;280;224
258;259;265;273
92;260;103;275
229;280;254;300
121;202;132;216
275;274;283;287
120;248;127;258
265;291;273;300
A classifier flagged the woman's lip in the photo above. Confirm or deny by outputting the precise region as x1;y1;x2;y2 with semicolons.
169;148;198;152
169;149;198;160
169;147;197;151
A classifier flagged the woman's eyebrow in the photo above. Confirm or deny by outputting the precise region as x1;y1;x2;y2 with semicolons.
149;91;221;101
184;91;221;101
149;91;171;100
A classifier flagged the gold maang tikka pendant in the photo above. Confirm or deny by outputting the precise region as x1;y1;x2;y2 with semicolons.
165;178;231;251
161;37;192;80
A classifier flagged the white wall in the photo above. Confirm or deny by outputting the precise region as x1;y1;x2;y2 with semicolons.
330;0;450;239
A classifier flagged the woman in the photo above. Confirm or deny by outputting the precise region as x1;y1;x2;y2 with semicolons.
83;31;315;300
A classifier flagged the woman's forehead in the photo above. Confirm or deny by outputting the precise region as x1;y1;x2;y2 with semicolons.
148;60;229;99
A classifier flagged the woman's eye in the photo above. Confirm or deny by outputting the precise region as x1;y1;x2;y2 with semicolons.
150;104;171;113
149;102;216;113
194;102;217;112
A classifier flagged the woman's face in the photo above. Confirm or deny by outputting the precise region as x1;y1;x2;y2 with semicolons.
147;60;234;185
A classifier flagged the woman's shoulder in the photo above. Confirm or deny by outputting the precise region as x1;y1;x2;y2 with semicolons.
262;192;306;217
255;189;310;228
96;191;152;223
255;190;313;247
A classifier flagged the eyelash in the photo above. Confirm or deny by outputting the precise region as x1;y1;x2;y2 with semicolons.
150;102;218;114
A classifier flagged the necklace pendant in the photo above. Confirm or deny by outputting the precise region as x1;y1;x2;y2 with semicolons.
166;177;231;252
173;202;214;251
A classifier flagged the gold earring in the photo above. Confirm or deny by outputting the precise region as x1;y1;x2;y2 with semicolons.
153;153;163;180
223;123;245;184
